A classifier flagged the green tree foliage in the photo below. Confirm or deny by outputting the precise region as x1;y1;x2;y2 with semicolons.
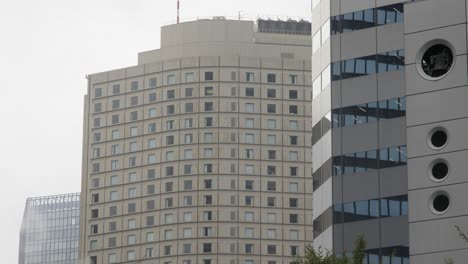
293;235;366;264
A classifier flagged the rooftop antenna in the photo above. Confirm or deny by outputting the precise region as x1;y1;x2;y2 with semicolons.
177;0;180;24
238;11;244;20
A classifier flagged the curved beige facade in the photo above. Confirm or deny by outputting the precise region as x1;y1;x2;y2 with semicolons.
81;19;312;264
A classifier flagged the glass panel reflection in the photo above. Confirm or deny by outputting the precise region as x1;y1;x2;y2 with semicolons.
332;4;404;35
334;195;408;224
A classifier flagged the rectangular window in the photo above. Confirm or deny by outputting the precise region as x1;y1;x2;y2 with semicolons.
94;88;102;98
112;99;120;110
167;74;176;85
289;105;298;114
267;89;276;98
185;118;193;128
267;181;276;191
289;75;298;84
204;102;214;112
289;90;298;99
246;72;254;82
267;104;276;113
245;103;254;113
205;71;214;81
245;87;254;96
267;73;276;83
185;87;193;97
130;96;138;106
130;81;139;91
112;84;120;94
245;118;254;128
185;103;193;112
185;72;195;82
267;119;276;129
149;77;157;88
147;216;154;226
205;87;214;96
167;105;175;114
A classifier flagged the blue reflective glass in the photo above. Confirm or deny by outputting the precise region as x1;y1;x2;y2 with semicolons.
370;200;379;217
381;199;389;216
356;200;369;216
389;199;401;216
343;203;355;214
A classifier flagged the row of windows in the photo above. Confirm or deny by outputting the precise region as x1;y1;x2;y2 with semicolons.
90;165;302;190
91;243;298;264
312;97;406;145
89;212;302;236
92;117;303;144
94;72;302;98
331;4;404;35
93;135;302;159
334;195;408;224
313;195;408;238
91;228;301;251
93;102;305;129
331;49;405;81
313;145;407;191
92;156;304;175
333;145;407;176
91;194;302;218
95;87;302;109
93;179;301;199
364;246;409;264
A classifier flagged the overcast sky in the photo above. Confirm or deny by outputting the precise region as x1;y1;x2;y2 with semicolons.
0;0;310;262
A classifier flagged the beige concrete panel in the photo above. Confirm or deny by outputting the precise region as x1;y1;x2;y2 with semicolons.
126;65;144;78
90;72;108;84
144;61;163;74
283;59;304;70
240;57;261;68
163;59;181;71
200;56;219;67
108;68;126;82
181;57;199;68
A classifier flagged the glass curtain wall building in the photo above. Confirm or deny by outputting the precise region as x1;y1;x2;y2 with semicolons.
311;0;408;263
18;193;80;264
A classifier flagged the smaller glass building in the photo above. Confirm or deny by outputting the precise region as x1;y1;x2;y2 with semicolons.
19;193;80;264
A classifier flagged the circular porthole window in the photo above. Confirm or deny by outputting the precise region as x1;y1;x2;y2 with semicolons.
416;40;455;80
429;159;449;182
428;128;448;150
430;192;451;214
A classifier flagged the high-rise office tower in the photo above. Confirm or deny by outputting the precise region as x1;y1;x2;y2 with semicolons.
19;193;80;264
404;0;468;263
313;0;468;263
80;18;312;264
311;0;409;262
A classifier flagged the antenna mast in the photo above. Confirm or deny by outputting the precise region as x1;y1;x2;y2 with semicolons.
177;0;180;24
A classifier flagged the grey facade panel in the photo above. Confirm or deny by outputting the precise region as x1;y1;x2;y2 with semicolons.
407;86;468;126
404;0;467;34
377;70;406;101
